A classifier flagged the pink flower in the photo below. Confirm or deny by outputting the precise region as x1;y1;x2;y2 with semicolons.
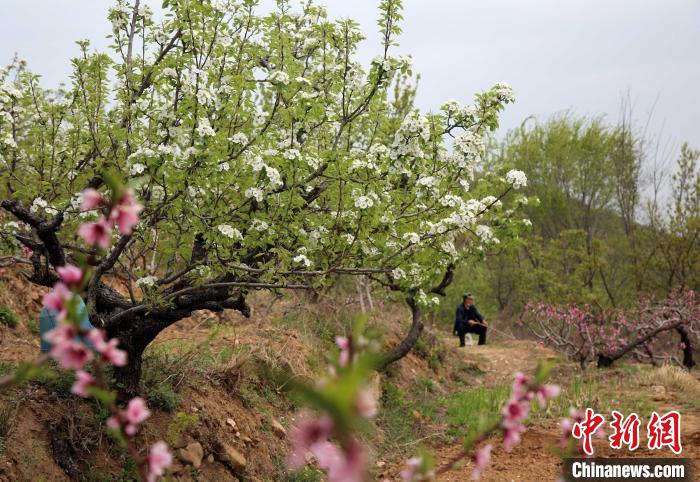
471;444;493;480
335;336;351;350
124;397;151;426
43;282;73;320
78;217;112;248
355;389;378;418
22;246;33;257
110;189;142;235
43;323;77;346
57;264;83;286
326;438;366;482
335;336;351;367
71;370;95;397
511;372;528;397
502;423;526;451
535;384;561;408
101;338;128;366
87;328;107;349
87;329;128;366
310;440;342;469
51;340;93;370
400;456;422;481
288;415;334;470
503;399;529;424
147;441;172;482
80;188;105;211
106;416;120;430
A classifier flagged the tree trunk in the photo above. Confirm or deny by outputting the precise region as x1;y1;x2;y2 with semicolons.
676;326;696;369
597;318;685;368
378;297;423;371
108;320;161;400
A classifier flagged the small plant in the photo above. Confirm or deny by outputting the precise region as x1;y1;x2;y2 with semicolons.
25;317;39;334
146;384;180;412
0;304;19;329
166;412;199;446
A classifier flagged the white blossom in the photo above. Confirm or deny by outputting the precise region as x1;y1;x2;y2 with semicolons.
293;253;312;267
131;163;147;175
137;276;158;288
506;169;528;189
217;224;242;240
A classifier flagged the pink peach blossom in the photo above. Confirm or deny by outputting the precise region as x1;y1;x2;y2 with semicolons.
78;217;112;248
80;188;105;211
471;444;493;480
71;370;95;397
57;264;83;286
147;441;172;482
51;340;93;370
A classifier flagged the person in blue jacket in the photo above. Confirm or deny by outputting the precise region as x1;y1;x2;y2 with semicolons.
39;296;96;352
453;292;488;347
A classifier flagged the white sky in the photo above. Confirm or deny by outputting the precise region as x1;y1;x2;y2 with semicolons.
2;0;699;165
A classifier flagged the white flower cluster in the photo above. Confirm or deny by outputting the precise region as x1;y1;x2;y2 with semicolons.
217;224;243;240
268;71;290;85
137;276;158;288
506;169;528;189
196;118;216;137
492;82;515;103
441;99;477;121
293;253;312;267
391;113;430;161
453;130;484;160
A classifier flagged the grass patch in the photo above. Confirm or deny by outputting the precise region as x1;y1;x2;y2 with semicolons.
377;379;418;450
443;384;510;437
0;305;19;328
0;397;21;453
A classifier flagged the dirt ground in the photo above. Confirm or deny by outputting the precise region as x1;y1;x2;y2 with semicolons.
429;342;700;482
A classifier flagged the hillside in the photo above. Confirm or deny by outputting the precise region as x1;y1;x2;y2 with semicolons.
1;266;699;481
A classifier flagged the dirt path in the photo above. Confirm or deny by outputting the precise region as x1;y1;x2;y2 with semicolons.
429;340;700;482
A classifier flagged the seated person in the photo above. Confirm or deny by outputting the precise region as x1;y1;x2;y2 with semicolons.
453;292;488;347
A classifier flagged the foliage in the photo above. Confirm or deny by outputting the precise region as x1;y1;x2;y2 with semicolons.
0;304;19;328
521;290;699;368
0;0;529;394
465;114;699;321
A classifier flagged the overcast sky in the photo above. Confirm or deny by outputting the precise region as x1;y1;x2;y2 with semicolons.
2;0;699;164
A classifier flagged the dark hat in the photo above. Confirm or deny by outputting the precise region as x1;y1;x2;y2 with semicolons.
462;292;473;300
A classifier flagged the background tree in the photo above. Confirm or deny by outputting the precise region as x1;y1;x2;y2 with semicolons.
0;0;528;395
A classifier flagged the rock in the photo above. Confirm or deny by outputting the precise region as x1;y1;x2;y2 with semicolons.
376;461;386;468
226;418;237;429
207;454;214;463
241;436;253;445
178;442;204;469
218;444;247;473
271;419;286;438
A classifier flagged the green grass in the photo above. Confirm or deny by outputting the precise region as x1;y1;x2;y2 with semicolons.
442;384;510;437
0;305;19;329
378;379;418;448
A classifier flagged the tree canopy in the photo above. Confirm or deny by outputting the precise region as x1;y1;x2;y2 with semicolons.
0;0;528;392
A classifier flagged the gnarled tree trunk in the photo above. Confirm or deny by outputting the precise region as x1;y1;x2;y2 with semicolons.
378;297;423;371
597;318;686;368
676;326;696;369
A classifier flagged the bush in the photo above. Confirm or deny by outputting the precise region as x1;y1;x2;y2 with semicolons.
146;384;180;412
0;305;19;328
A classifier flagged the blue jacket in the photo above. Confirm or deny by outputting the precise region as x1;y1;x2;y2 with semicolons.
454;303;484;334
